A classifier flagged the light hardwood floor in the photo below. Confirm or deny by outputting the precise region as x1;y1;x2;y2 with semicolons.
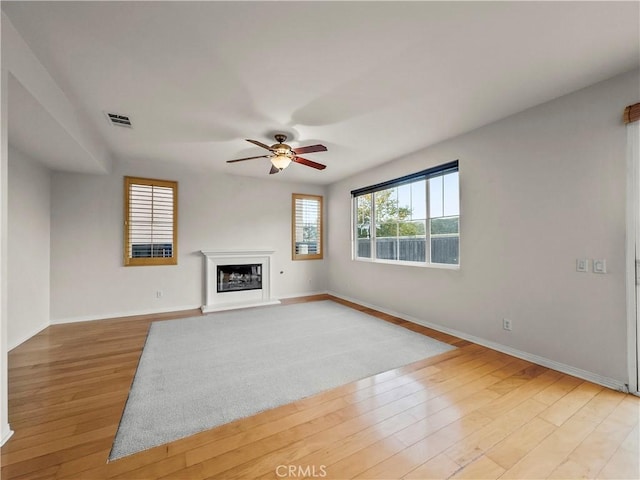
1;295;638;479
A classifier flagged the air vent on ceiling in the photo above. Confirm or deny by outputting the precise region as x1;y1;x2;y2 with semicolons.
105;112;132;128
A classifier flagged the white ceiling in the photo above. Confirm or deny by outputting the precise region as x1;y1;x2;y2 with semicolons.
7;75;104;174
3;1;639;185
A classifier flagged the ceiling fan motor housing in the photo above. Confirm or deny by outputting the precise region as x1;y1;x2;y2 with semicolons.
272;134;292;155
273;145;292;155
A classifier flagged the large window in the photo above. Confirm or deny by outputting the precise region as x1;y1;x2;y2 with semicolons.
292;194;323;260
124;176;178;266
352;161;459;266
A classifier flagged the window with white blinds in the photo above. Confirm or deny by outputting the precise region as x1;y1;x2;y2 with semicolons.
292;193;323;260
124;176;178;266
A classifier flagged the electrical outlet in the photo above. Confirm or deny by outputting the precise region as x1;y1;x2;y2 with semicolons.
503;318;512;331
576;258;588;272
593;259;607;274
156;290;163;298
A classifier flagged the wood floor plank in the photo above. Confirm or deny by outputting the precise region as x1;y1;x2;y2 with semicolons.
53;449;110;479
532;373;583;405
548;392;638;479
1;295;638;480
353;411;494;479
1;425;116;466
1;438;112;479
444;397;548;467
1;415;117;455
402;452;461;479
596;423;640;479
499;383;626;480
449;455;505;479
4;404;123;443
538;380;604;426
475;368;563;420
484;416;556;470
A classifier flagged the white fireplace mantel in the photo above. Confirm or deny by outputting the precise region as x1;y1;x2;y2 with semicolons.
201;249;280;313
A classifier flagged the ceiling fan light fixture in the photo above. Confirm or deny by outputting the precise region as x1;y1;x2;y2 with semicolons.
227;135;327;174
271;154;292;170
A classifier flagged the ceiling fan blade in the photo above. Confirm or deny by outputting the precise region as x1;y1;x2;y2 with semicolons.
246;139;273;151
269;164;280;175
293;156;326;170
292;144;327;155
226;155;270;163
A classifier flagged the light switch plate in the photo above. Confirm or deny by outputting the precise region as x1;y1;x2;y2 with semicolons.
576;258;588;272
593;259;607;274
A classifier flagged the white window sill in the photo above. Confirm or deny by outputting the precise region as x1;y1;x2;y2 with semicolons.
353;257;460;270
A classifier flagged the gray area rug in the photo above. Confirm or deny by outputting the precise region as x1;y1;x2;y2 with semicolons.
109;300;455;460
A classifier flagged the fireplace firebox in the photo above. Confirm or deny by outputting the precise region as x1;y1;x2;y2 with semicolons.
217;264;262;293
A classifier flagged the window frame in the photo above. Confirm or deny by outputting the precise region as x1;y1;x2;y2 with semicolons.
351;161;459;268
124;176;178;267
292;193;324;261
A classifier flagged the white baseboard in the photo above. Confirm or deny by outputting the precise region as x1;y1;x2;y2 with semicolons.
327;291;628;392
51;304;202;325
8;322;49;351
277;290;329;300
1;426;13;446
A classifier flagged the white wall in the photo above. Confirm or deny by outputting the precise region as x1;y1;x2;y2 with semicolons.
7;146;50;348
328;70;639;386
50;159;328;322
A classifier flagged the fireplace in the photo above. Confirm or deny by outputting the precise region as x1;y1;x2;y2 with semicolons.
217;264;262;293
201;249;280;313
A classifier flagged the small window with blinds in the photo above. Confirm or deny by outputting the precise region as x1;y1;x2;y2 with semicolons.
292;193;323;260
124;176;178;266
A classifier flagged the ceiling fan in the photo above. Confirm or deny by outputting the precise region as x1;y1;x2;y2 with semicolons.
226;134;327;174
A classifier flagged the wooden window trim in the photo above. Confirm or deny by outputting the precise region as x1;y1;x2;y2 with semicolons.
624;103;640;124
124;176;178;266
292;193;323;261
